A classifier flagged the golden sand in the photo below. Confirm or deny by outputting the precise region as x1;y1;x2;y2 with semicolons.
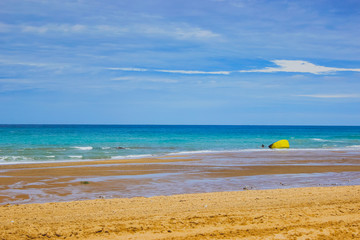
1;185;360;239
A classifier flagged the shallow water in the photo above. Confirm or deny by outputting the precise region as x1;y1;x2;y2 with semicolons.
1;125;360;163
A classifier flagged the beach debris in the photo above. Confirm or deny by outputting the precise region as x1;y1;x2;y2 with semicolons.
268;139;290;149
80;181;90;184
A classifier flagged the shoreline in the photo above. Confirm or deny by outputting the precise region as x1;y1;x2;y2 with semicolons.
1;151;360;204
1;185;360;239
1;147;360;166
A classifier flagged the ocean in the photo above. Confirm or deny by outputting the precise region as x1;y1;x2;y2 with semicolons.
1;125;360;164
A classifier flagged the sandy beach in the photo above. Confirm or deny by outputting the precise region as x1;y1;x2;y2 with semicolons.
1;185;360;239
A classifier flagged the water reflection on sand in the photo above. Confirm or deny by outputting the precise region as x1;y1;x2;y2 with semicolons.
1;149;360;204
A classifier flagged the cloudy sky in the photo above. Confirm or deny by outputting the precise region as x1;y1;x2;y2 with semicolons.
1;0;360;125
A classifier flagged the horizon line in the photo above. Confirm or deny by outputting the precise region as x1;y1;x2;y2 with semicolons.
1;124;359;127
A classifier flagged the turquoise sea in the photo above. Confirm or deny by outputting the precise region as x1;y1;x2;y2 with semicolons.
1;125;360;164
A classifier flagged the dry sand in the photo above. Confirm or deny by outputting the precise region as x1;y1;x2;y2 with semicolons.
1;185;360;239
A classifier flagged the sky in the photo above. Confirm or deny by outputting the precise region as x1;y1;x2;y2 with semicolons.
0;0;360;125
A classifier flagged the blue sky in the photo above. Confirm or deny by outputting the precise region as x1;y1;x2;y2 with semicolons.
1;0;360;125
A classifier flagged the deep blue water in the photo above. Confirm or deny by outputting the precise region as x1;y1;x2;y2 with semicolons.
0;125;360;163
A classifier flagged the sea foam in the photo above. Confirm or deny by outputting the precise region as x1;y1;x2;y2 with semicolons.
0;156;34;162
311;138;344;143
73;146;93;150
346;145;360;149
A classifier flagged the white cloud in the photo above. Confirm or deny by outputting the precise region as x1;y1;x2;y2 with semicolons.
21;24;86;33
296;94;360;98
0;58;59;68
239;60;360;74
139;24;220;40
22;25;48;33
107;67;230;75
173;27;219;39
7;21;219;41
3;22;124;34
108;60;360;76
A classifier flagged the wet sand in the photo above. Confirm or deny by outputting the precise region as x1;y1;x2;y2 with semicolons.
1;185;360;239
1;151;360;204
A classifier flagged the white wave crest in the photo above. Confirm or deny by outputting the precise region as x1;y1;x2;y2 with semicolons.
311;138;344;143
346;145;360;149
0;156;34;162
73;146;93;150
101;147;111;150
69;155;83;158
312;138;328;142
